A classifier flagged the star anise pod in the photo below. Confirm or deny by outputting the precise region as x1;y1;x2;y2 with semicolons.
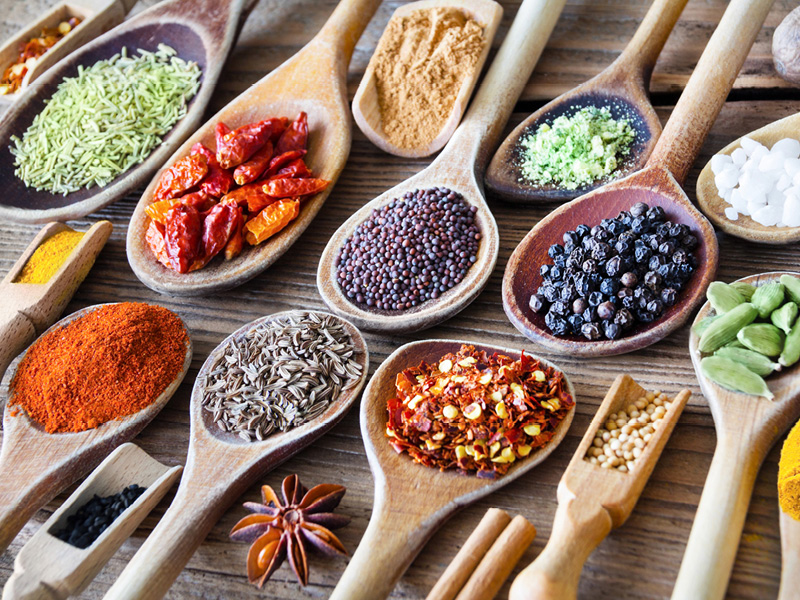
230;474;350;587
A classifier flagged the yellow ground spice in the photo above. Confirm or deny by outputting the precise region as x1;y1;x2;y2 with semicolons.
15;229;84;284
779;419;800;520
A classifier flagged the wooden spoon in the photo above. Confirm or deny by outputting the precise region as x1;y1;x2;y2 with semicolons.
126;0;382;297
672;270;800;600
3;443;182;600
0;303;192;553
0;0;258;225
486;0;689;204
351;0;503;158
104;310;369;600
0;0;137;106
696;112;800;244
503;0;777;357
778;508;800;600
509;374;690;600
317;0;568;334
328;339;576;600
0;220;112;382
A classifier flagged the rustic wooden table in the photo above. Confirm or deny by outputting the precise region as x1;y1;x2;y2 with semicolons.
0;0;797;598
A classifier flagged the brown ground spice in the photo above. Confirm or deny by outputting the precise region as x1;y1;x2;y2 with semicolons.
10;302;188;433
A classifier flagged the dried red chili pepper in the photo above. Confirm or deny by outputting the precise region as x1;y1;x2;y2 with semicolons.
276;112;308;154
145;220;170;269
233;140;274;186
221;182;278;214
272;158;311;180
245;199;300;245
224;217;245;260
164;204;203;273
192;143;233;198
263;149;306;178
216;118;281;169
202;201;244;260
153;154;208;202
262;177;329;199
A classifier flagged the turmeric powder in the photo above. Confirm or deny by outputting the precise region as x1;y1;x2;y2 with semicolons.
14;229;84;284
779;419;800;520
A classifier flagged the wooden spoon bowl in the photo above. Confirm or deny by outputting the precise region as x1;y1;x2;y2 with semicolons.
696;112;800;244
104;309;369;600
328;339;575;600
0;302;192;553
127;0;381;297
0;0;255;224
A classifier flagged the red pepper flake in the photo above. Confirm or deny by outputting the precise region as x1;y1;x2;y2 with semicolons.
385;344;574;478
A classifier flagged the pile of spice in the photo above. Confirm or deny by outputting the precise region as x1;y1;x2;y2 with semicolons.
10;302;188;433
710;136;800;227
146;112;329;274
200;311;362;442
230;474;349;587
530;202;698;341
14;228;84;284
585;390;673;473
368;7;485;150
694;275;800;399
10;44;201;195
517;106;635;190
779;419;800;521
0;16;81;95
385;344;574;478
52;485;146;548
335;187;480;311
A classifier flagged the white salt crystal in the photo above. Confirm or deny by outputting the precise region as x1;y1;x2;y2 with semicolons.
740;137;764;156
773;138;800;158
784;196;800;227
730;188;748;214
785;158;800;177
752;205;781;226
793;172;800;187
731;148;747;166
778;173;793;191
711;153;733;175
751;146;769;165
715;166;739;190
725;207;739;220
759;152;785;172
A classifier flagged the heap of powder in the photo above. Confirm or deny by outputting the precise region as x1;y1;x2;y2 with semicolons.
779;419;800;521
371;7;484;150
14;229;84;284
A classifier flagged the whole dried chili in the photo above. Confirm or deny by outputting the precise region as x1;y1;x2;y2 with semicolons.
192;143;233;198
217;118;280;169
273;158;311;180
233;141;273;186
262;178;328;199
245;199;299;245
164;203;203;273
276;112;308;154
385;345;574;478
153;154;207;202
263;149;306;178
9;303;188;433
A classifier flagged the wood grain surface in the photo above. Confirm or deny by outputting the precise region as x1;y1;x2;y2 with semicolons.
0;1;798;598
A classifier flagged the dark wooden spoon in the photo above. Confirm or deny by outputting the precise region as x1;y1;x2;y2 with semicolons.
0;0;257;225
485;0;688;204
502;0;775;357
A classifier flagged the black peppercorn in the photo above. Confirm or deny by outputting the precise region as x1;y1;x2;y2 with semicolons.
600;278;619;296
603;321;621;340
672;249;688;265
644;271;662;289
548;244;564;258
588;291;605;306
620;272;638;288
551;300;570;317
591;242;611;262
648;255;666;270
597;301;616;320
539;264;550;277
661;288;678;306
543;285;559;303
646;299;664;315
575;224;591;238
568;314;584;334
614;308;635;329
658;240;676;256
582;306;598;323
581;322;601;340
529;294;547;313
605;255;622;277
647;205;666;222
631;202;648;217
582;259;598;274
634;245;652;264
572;297;588;314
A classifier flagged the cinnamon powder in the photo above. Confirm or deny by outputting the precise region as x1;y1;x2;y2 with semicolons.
371;7;485;150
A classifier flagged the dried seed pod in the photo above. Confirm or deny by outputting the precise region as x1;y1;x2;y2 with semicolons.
706;281;745;314
713;347;780;377
730;281;756;302
771;302;799;335
780;319;800;368
737;323;785;357
751;282;785;319
693;315;718;337
698;303;758;354
780;274;800;305
700;356;773;400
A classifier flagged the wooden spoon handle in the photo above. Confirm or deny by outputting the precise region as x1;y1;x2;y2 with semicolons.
646;0;775;185
312;0;382;65
0;310;35;384
509;495;612;600
670;431;766;600
778;509;800;600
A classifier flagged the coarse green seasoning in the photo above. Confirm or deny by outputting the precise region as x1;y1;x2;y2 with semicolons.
517;106;635;190
10;44;201;195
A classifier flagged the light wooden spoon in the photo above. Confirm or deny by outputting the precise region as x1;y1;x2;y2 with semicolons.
0;0;137;106
672;271;800;600
317;0;568;334
696;112;800;244
0;303;192;553
104;310;369;600
3;443;182;600
509;374;690;600
351;0;503;158
0;220;112;382
486;0;689;204
778;508;800;600
0;0;258;225
329;339;576;600
503;0;776;357
127;0;382;297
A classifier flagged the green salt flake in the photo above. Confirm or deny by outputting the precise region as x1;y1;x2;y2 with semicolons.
517;106;636;190
10;44;201;195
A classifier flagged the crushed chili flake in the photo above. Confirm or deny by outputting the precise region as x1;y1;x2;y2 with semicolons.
385;344;574;478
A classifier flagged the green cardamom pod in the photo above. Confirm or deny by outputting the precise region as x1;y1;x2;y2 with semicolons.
781;274;800;305
693;315;718;337
751;282;785;319
730;281;756;301
771;302;799;335
714;346;781;377
724;339;748;349
706;281;745;314
700;356;774;400
737;323;785;357
780;318;800;367
698;303;758;354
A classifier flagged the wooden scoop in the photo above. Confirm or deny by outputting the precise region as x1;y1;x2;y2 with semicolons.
351;0;503;158
328;339;576;600
126;0;381;297
509;374;690;600
0;303;192;553
3;443;182;600
0;0;258;225
486;0;689;204
778;508;800;600
104;310;369;600
0;0;137;106
696;112;800;244
0;220;112;382
503;0;777;357
672;270;800;600
317;0;568;334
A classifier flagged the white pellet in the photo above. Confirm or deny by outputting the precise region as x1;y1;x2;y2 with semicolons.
773;138;800;158
725;207;739;220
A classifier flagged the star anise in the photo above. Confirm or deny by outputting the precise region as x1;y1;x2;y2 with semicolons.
230;474;350;587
